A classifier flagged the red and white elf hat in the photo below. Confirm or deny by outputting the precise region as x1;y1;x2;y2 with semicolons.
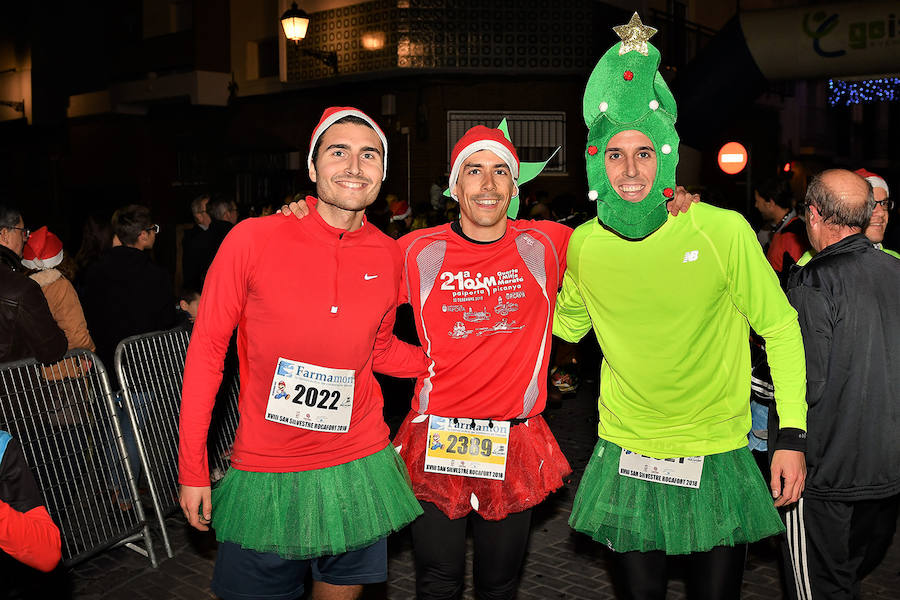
448;125;520;200
22;226;64;270
854;168;890;197
307;107;389;181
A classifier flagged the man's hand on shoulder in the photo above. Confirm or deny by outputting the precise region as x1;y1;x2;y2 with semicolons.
666;185;700;216
179;484;212;531
770;449;806;507
280;198;310;220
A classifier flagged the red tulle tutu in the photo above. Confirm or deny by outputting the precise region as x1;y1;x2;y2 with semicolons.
393;411;571;520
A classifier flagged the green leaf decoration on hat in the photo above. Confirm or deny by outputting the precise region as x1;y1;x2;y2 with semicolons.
444;118;560;218
582;12;680;239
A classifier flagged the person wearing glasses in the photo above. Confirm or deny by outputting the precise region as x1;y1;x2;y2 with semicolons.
80;205;173;372
796;169;898;266
780;169;900;599
857;168;898;258
0;204;67;364
80;204;176;509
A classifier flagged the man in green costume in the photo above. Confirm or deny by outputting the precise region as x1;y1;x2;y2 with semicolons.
553;14;808;599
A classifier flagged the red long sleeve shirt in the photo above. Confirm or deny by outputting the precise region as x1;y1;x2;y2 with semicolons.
179;200;427;486
0;433;61;573
398;220;570;420
766;214;810;273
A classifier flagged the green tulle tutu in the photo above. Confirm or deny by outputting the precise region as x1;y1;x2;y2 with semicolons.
570;439;784;555
211;445;422;559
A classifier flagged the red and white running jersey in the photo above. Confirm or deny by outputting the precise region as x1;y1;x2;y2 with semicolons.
398;220;571;420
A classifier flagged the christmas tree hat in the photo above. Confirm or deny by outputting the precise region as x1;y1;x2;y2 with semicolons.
583;13;679;239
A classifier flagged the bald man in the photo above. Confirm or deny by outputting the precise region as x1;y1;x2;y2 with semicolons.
780;169;900;600
796;168;898;265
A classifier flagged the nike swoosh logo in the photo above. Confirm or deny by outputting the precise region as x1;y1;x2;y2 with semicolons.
364;274;378;280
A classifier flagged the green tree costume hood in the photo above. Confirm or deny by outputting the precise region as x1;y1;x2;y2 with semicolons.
583;13;680;239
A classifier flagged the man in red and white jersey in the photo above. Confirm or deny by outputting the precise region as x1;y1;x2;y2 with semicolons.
392;126;573;599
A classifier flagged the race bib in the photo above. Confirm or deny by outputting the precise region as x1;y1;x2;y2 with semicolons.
265;357;354;433
618;448;704;489
423;416;510;480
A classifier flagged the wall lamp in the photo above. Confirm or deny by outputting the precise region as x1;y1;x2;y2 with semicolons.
280;2;338;75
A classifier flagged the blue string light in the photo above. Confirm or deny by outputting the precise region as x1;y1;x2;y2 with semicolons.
828;77;900;106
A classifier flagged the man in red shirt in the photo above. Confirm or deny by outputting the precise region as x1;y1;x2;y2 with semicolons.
178;107;427;600
753;176;810;282
392;126;573;600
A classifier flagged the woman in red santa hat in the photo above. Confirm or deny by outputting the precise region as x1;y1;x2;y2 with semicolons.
22;226;96;376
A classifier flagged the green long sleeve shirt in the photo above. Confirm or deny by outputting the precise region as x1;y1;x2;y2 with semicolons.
554;203;806;458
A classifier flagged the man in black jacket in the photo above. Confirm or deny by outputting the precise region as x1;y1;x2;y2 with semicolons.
780;169;900;600
0;205;67;364
81;204;177;375
80;205;176;506
205;195;238;266
181;194;214;291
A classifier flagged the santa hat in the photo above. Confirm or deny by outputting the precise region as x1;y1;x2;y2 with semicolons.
448;125;520;200
307;107;388;181
854;168;890;197
389;198;411;222
22;226;64;270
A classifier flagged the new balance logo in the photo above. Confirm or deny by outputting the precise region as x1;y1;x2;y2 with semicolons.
364;274;378;280
682;250;699;263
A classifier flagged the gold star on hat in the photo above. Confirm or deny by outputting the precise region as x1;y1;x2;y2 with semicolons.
614;12;658;56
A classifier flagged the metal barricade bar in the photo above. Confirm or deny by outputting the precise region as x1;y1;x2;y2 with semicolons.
0;350;157;568
115;327;240;559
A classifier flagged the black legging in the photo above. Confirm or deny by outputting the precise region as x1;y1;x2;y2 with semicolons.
411;501;533;600
613;544;748;600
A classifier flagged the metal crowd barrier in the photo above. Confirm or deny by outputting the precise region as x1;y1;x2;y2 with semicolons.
0;350;157;567
115;327;240;559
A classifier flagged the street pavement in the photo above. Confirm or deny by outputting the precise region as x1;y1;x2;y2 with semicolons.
67;380;900;599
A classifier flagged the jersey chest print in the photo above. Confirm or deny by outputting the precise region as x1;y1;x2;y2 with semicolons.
407;227;560;416
418;233;548;340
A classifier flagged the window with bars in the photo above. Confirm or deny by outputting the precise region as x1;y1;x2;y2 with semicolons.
447;111;566;174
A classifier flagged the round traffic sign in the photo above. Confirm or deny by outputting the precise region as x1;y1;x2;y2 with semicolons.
717;142;748;175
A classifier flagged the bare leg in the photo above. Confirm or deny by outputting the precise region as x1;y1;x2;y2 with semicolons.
311;581;363;600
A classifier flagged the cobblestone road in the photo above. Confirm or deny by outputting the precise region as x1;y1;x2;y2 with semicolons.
67;383;900;599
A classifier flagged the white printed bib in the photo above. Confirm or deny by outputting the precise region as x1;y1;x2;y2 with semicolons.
265;357;354;433
618;448;704;489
